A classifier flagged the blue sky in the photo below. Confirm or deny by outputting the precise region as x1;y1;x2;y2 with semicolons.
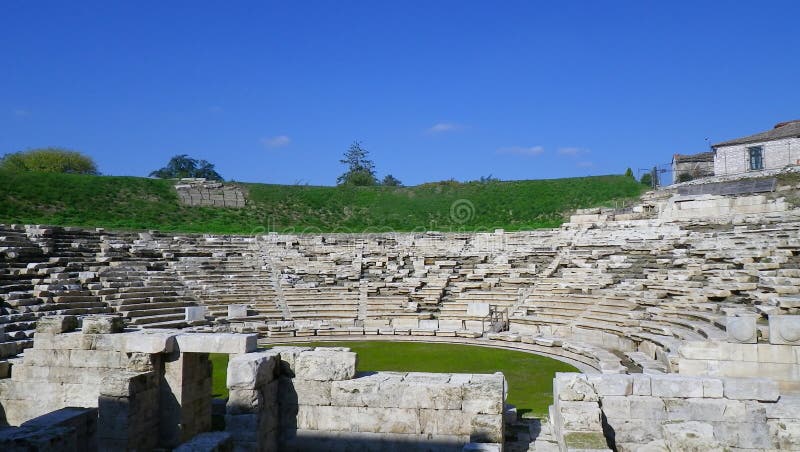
2;1;799;186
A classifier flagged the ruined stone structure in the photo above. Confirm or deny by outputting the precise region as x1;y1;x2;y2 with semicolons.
175;178;247;208
2;177;800;450
0;316;505;451
671;152;714;183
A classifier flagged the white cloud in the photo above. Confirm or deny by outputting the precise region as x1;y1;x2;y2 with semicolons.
497;145;545;156
261;135;291;148
427;122;463;134
557;147;588;156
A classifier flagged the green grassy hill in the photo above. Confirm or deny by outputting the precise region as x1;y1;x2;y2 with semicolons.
0;170;645;234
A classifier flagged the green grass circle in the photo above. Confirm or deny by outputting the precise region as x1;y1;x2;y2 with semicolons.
211;341;578;418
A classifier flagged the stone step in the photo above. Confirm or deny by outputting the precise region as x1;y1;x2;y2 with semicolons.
129;312;188;325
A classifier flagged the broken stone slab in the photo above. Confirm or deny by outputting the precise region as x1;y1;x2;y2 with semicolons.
555;373;599;402
81;315;124;334
175;333;257;354
35;315;78;334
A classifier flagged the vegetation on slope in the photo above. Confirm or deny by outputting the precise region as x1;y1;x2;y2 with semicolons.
210;342;578;418
0;170;645;233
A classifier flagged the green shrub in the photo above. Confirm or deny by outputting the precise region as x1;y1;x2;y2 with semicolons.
1;147;98;174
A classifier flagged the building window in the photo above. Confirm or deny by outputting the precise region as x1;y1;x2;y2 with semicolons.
749;146;763;171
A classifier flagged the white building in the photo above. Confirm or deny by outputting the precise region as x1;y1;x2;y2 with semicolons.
712;120;800;176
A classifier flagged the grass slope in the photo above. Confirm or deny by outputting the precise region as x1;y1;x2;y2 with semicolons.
210;342;578;418
0;170;644;233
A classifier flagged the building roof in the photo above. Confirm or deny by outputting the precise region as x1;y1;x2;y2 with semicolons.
672;152;714;164
712;120;800;148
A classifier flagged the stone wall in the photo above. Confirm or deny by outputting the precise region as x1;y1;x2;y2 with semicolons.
677;340;800;394
272;346;506;451
175;178;246;208
714;137;800;176
660;193;788;220
0;317;504;451
549;373;800;451
0;315;258;450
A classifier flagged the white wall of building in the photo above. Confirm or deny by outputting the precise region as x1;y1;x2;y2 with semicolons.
713;137;800;176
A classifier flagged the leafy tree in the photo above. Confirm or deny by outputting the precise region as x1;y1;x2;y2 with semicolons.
624;167;634;178
337;141;377;186
149;154;222;180
0;147;98;174
381;174;402;186
640;172;653;187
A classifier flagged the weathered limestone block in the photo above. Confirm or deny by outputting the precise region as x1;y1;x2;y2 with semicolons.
417;409;470;436
123;330;177;354
227;388;262;417
270;346;312;376
330;373;401;407
419;319;439;329
227;351;279;389
726;315;758;344
227;304;248;319
663;398;728;422
632;374;652;396
20;407;98;452
81;315;124;334
463;374;505;414
296;405;420;434
97;371;160;451
587;374;632;396
662;421;724;452
769;419;800;450
650;375;704;398
713;419;772;449
769;315;800;345
280;376;333;406
558;401;603;431
294;350;357;381
383;378;463;410
466;303;490;317
185;306;207;322
469;414;503;443
176;333;257;354
35;315;78;334
555;373;599;402
723;377;780;401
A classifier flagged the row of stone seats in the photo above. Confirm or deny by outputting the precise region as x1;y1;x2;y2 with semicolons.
172;252;284;321
96;262;197;329
282;286;359;320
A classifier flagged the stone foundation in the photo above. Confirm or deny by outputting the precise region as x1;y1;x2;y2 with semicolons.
0;317;505;451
